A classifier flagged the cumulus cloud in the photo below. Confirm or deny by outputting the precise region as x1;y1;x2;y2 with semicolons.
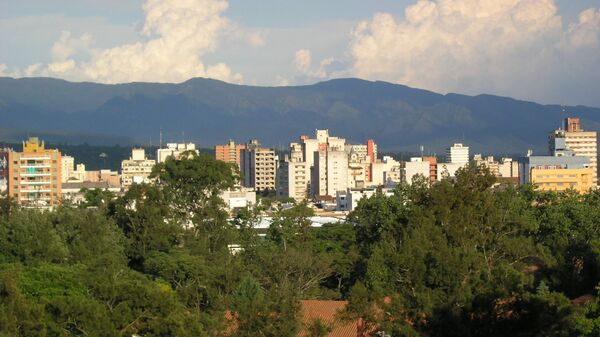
350;0;600;105
21;0;243;84
294;49;312;73
292;48;346;84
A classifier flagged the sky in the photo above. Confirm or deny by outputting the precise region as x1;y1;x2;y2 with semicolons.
1;0;600;107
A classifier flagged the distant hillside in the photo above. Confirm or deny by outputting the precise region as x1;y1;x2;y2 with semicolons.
1;77;598;155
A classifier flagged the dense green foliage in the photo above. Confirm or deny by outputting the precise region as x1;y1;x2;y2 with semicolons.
1;158;600;336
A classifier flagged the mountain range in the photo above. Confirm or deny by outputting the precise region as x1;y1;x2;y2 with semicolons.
1;77;598;155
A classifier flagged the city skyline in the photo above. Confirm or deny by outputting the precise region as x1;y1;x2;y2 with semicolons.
1;0;600;107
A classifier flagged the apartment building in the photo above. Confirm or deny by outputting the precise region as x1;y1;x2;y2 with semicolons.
157;142;198;163
549;118;598;184
61;155;74;183
240;140;277;191
402;158;431;185
0;149;9;193
121;148;156;188
7;137;62;209
277;143;310;201
215;140;246;168
446;143;469;164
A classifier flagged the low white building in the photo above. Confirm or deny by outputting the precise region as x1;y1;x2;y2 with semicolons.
437;162;467;180
220;188;256;210
157;143;198;163
336;187;395;212
402;158;430;185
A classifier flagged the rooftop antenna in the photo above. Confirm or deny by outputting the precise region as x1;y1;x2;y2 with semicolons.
181;131;185;143
420;145;424;158
159;127;163;149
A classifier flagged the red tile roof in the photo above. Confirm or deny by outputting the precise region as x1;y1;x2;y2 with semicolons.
300;300;358;337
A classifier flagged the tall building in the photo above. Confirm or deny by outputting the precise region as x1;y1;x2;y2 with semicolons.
446;143;469;164
240;140;277;191
549;117;598;184
157;143;198;163
61;155;74;183
215;140;246;168
8;137;62;209
0;148;10;193
277;130;379;199
121;148;156;188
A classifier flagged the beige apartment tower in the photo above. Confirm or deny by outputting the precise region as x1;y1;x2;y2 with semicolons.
121;148;156;188
8;137;62;209
240;140;276;191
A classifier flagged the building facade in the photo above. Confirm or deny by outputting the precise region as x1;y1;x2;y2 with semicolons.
215;140;246;168
240;140;277;191
121;148;156;188
157;143;198;163
277;144;310;201
446;143;469;164
402;158;431;185
519;155;593;193
549;118;598;184
61;155;74;183
7;137;62;209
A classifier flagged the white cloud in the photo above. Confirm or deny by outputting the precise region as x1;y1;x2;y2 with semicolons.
349;0;600;106
51;30;94;62
294;49;312;73
19;0;243;84
0;64;7;76
292;48;345;83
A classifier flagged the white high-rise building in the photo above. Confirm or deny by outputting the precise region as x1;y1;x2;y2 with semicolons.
61;155;75;183
157;143;198;163
312;150;348;197
446;143;470;164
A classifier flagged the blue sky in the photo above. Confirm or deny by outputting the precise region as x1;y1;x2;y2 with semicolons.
1;0;600;107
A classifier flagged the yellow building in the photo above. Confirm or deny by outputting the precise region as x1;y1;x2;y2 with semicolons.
530;168;594;193
549;118;598;185
8;137;62;209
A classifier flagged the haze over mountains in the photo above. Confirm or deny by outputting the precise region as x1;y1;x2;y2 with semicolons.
1;77;598;155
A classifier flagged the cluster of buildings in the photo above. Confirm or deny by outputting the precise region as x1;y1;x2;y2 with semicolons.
0;117;597;211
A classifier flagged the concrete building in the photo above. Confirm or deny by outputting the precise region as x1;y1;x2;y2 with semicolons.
215;140;246;168
446;143;469;164
277;143;310;201
402;158;431;185
437;162;466;180
549;117;598;184
220;188;257;211
336;187;394;212
240;140;277;191
519;154;593;193
71;163;87;182
62;181;120;205
157;143;198;163
8;137;62;209
422;156;438;183
121;148;156;188
61;155;74;183
0;149;10;193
